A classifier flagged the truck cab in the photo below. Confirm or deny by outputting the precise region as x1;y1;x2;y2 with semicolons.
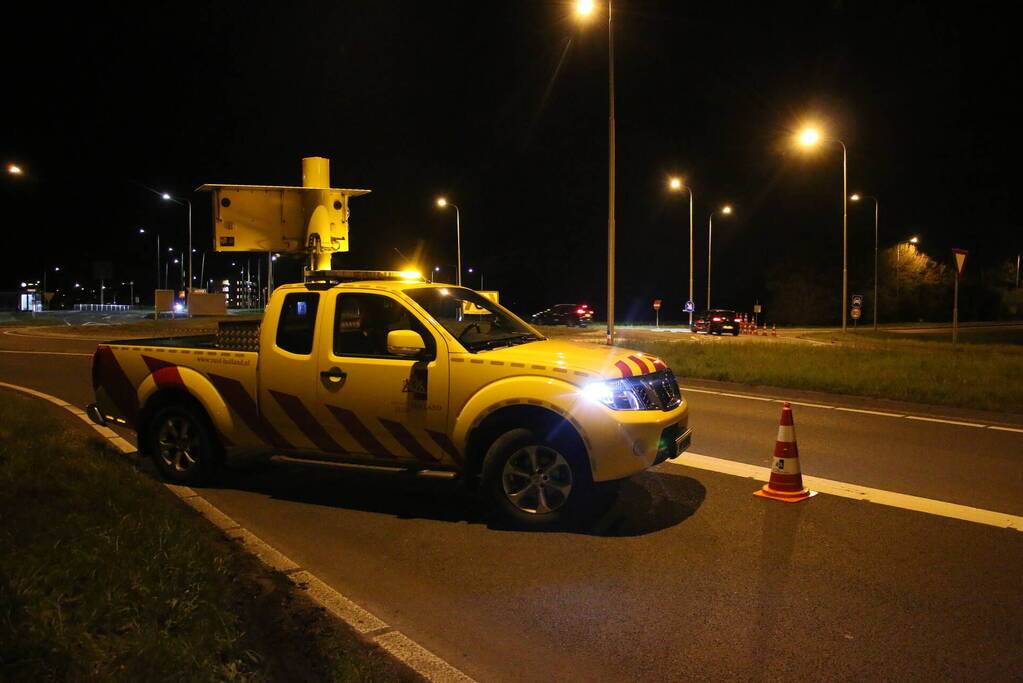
90;272;691;527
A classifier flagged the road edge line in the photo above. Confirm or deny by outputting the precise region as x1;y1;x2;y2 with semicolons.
0;381;477;683
671;451;1022;531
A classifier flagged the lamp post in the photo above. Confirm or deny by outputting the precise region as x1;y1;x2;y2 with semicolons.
7;164;23;176
850;194;879;329
668;177;695;328
161;193;193;294
798;127;849;332
706;206;733;311
576;0;616;345
895;235;920;309
435;198;462;286
42;265;60;310
138;227;161;301
467;267;483;290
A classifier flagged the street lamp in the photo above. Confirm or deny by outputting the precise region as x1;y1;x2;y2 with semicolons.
668;177;695;328
896;235;920;305
161;193;193;296
576;0;616;345
706;206;733;311
7;164;23;175
851;193;880;329
42;265;60;310
467;267;484;290
435;197;462;286
138;227;162;296
798;125;849;332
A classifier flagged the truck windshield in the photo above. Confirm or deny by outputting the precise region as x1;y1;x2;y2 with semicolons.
404;287;545;353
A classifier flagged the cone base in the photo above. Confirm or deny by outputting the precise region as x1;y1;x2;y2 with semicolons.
754;487;817;503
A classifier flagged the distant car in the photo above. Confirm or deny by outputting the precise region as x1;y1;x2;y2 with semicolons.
693;309;740;335
531;303;594;327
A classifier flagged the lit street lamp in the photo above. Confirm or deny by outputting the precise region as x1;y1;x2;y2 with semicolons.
42;265;60;310
7;164;23;176
435;198;462;286
798;126;850;332
850;193;880;329
706;206;733;311
161;193;193;295
896;235;920;303
467;267;483;290
576;0;616;345
668;177;695;328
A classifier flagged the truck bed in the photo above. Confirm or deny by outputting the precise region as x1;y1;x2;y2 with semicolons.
103;320;260;353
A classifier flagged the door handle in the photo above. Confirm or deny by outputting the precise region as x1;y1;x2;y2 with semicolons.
320;367;347;384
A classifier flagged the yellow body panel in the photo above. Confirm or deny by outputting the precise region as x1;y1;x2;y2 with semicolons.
92;280;689;483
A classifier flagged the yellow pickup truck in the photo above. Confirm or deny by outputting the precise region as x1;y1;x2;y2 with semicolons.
88;271;691;527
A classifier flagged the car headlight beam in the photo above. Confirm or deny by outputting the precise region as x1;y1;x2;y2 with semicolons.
581;378;644;411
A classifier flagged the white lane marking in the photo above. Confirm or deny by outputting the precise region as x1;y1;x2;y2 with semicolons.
0;349;93;357
0;380;477;683
682;386;1022;432
990;425;1023;434
904;415;987;428
833;406;905;418
671;451;1022;531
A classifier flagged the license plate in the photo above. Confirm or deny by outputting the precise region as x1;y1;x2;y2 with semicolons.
722;325;734;329
675;428;692;456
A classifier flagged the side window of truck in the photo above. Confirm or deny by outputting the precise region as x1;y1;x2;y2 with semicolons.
276;292;320;355
334;293;435;359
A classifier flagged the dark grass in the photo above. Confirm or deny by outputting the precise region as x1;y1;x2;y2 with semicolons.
0;392;416;682
536;325;1023;414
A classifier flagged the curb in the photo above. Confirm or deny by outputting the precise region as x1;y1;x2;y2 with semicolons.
0;381;475;683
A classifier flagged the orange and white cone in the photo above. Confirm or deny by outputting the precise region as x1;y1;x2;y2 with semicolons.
772;324;777;337
754;402;816;502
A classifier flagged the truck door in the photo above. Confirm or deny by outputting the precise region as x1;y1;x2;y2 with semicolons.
313;291;454;467
256;290;324;451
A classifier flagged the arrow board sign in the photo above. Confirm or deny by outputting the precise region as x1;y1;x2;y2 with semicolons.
951;248;968;276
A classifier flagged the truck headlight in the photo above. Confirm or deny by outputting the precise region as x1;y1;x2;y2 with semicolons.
581;378;645;411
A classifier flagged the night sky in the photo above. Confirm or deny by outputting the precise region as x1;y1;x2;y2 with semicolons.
4;1;1020;321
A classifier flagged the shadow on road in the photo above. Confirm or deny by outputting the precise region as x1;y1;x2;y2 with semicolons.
216;458;706;537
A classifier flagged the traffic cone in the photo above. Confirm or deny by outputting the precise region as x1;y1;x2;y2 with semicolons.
754;402;816;502
772;324;777;337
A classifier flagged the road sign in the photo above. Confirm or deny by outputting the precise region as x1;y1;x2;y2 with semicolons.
951;248;968;344
851;307;861;320
753;304;762;313
952;248;968;276
851;294;864;307
653;299;662;310
683;300;695;313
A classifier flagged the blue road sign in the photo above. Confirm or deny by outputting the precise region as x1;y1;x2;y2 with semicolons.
684;300;695;313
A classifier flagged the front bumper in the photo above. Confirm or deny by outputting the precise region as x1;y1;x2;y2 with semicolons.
576;398;691;482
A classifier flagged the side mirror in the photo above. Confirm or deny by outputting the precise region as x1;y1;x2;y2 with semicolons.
387;329;426;357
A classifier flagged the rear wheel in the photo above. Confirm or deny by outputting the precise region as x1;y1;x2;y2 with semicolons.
149;404;221;486
482;427;609;528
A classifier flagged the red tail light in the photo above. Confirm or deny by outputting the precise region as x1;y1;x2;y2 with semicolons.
576;308;585;314
712;316;722;322
734;317;741;323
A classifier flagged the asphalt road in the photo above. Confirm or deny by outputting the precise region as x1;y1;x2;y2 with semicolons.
2;326;1021;681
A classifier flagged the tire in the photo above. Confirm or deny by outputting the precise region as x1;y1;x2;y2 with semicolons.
148;404;222;486
482;427;608;528
732;329;739;336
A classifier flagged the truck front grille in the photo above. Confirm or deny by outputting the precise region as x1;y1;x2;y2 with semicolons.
635;369;682;411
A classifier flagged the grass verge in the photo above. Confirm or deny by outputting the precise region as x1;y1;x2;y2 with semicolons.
0;391;416;682
536;325;1023;414
637;337;1023;414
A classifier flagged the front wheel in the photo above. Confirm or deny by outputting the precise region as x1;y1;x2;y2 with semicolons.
482;427;608;528
149;404;221;486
